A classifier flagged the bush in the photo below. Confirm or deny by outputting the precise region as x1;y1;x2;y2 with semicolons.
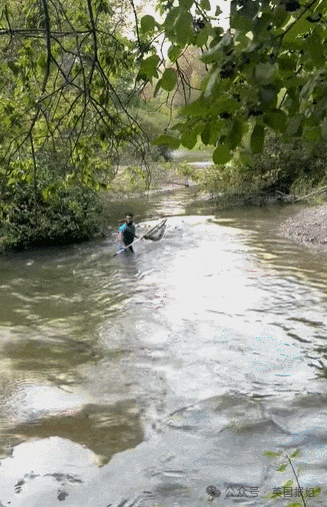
198;133;327;197
1;183;104;250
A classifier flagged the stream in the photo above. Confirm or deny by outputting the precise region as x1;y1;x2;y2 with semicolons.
0;187;327;506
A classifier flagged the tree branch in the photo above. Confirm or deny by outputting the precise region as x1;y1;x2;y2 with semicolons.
40;0;52;92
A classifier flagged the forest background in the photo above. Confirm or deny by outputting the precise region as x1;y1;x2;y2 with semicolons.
1;0;327;250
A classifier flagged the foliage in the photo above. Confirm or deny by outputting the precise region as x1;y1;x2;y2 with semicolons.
138;0;327;166
2;0;143;162
242;134;327;194
0;0;154;205
131;100;176;161
189;132;327;198
0;0;157;248
1;180;103;250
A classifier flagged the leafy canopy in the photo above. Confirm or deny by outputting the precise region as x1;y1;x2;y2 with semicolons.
0;0;151;195
140;0;327;164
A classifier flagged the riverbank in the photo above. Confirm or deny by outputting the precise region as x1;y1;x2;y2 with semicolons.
279;204;327;247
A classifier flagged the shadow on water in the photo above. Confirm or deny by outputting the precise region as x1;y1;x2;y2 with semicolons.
5;401;143;466
1;338;103;373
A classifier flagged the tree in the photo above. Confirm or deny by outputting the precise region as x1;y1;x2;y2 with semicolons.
0;0;156;248
141;0;327;164
0;0;151;197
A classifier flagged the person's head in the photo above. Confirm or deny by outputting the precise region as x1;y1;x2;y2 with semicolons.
125;213;134;225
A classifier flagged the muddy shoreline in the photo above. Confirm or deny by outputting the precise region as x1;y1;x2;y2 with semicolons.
279;204;327;247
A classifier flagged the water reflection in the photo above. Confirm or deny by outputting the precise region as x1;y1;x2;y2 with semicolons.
2;338;102;373
6;401;143;465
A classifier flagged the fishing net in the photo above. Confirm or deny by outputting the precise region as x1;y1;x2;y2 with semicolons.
143;219;167;241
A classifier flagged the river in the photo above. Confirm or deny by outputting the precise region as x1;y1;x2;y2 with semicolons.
0;187;327;507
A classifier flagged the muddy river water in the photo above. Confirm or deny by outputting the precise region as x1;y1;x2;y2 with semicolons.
1;187;327;507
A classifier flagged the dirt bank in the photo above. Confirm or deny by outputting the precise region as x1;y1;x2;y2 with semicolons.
280;204;327;247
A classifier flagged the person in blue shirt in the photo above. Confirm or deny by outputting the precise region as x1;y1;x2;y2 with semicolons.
118;213;136;253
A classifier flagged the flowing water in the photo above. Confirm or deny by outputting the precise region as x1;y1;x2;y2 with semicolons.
0;188;327;507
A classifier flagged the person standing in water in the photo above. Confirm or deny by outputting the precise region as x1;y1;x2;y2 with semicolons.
118;213;136;253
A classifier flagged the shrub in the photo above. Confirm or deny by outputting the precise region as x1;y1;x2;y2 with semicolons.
198;133;327;197
1;182;103;250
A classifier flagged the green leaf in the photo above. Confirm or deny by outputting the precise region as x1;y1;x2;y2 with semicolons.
278;54;297;73
195;27;209;47
263;110;287;132
284;14;312;38
200;0;211;10
167;45;182;62
139;55;160;80
282;16;312;51
231;13;254;32
179;0;193;8
152;134;181;149
204;69;220;99
304;126;321;142
264;451;282;458
154;79;162;97
161;68;177;91
290;450;301;458
254;63;276;86
174;10;193;45
181;97;211;117
259;86;277;106
140;15;156;33
181;130;198;149
171;122;187;132
211;95;241;115
305;30;325;67
227;119;243;150
201;123;211;145
164;7;182;29
7;61;19;76
250;124;264;153
287;114;303;135
277;463;288;472
273;6;290;29
213;145;232;164
282;36;303;51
